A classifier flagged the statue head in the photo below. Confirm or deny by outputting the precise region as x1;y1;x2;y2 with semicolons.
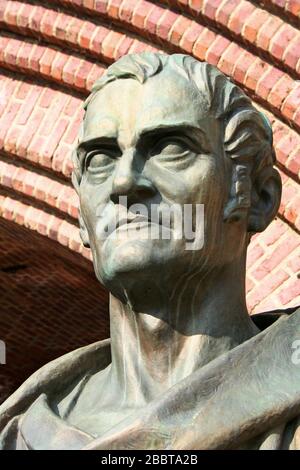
72;53;281;302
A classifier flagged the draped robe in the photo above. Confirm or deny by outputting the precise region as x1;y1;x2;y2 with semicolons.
0;307;300;450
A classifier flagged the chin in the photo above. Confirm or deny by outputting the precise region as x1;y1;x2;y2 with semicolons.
99;238;161;282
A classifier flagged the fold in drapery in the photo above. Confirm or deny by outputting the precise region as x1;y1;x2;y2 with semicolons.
0;308;300;450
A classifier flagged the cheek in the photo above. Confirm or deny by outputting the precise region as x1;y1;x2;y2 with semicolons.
79;180;111;221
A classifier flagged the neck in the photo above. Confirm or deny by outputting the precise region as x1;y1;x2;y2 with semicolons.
108;260;259;406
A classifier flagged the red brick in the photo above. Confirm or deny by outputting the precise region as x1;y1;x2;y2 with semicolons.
90;26;108;54
253;236;298;281
181;21;204;54
228;1;255;35
78;21;96;49
23;170;39;197
39;48;57;76
278;278;300;305
95;0;108;14
14;200;27;226
242;9;270;43
4;0;19;26
50;51;69;81
286;0;300;16
215;0;236;28
132;1;153;31
281;85;300;121
107;0;122;19
284;195;300;226
246;243;264;268
39;92;69;137
47;215;63;241
16;108;45;158
269;23;296;62
157;10;178;41
280;180;299;210
205;35;230;66
83;0;95;9
28;5;44;33
53;13;71;42
16;3;31;29
232;50;255;84
203;0;220;21
16;41;32;70
39;88;56;108
86;64;105;91
40;9;58;37
16;86;41;125
282;34;300;71
47;181;63;206
293;107;300;128
115;35;134;59
0;1;8;23
65;17;82;44
24;206;41;231
36;210;51;236
169;15;191;47
256;15;282;50
4;124;21;154
287;249;300;273
4;38;20;66
1;196;15;221
0;36;10;62
244;59;269;92
28;44;45;73
193;27;216;61
44;118;69;161
101;30;123;60
27;135;46;163
118;0;137;23
74;60;94;89
256;66;283;101
62;56;82;85
0;102;21;148
260;220;287;247
33;175;48;201
247;269;289;309
286;147;300;176
144;5;164;37
218;42;242;77
63;96;84;117
268;75;294;110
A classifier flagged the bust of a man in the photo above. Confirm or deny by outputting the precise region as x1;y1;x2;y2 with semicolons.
0;53;299;450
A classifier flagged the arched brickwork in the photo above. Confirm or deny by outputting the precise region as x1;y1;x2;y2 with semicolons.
0;0;299;402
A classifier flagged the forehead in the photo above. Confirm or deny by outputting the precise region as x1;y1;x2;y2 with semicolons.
83;71;211;138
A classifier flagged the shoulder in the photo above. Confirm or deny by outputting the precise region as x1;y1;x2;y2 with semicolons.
0;339;111;435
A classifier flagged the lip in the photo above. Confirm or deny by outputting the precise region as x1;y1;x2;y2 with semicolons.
116;216;153;230
115;220;154;232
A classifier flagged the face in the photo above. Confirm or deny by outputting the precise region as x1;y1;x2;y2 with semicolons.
78;69;246;300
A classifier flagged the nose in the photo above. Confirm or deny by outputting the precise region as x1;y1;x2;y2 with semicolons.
110;150;156;204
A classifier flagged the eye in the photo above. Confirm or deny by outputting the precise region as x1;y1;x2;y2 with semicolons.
150;138;190;158
85;150;117;173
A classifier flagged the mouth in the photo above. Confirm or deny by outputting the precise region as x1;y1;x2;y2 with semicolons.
116;215;153;230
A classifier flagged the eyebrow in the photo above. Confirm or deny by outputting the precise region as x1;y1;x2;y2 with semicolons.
135;123;207;140
78;123;208;151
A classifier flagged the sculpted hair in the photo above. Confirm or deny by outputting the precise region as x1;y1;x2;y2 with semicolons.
72;52;279;232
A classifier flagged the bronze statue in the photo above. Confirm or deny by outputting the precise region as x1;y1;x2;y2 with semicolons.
0;53;299;450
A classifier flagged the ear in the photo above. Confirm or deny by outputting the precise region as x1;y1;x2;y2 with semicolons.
248;167;282;233
78;210;90;248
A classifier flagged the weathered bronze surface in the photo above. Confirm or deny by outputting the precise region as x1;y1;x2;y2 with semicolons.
0;53;299;450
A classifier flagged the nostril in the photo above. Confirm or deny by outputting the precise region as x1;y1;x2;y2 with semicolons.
110;174;156;204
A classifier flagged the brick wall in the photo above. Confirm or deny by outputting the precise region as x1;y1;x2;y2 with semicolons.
0;0;299;402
